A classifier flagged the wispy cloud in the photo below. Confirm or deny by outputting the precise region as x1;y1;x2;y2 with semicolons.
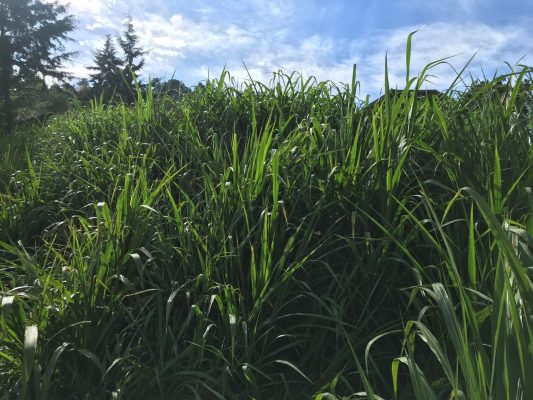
43;0;533;97
358;21;533;94
51;0;110;17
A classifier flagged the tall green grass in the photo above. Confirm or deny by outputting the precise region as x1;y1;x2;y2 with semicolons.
1;46;532;398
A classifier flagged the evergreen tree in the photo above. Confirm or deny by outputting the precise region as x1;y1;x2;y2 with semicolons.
118;15;145;101
88;34;123;102
76;78;92;103
0;0;75;133
165;78;191;100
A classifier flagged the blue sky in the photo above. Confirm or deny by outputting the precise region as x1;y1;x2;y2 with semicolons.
48;0;533;97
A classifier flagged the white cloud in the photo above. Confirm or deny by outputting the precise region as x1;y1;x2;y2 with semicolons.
130;12;258;77
356;22;533;94
44;0;532;97
180;20;532;96
45;0;109;16
86;16;118;31
152;48;180;57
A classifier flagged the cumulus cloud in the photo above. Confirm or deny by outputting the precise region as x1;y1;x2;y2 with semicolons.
44;0;110;17
42;0;532;97
357;22;533;94
129;8;532;95
175;20;532;96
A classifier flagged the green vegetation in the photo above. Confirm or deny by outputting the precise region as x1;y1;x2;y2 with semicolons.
0;0;75;133
1;49;532;398
0;2;153;133
88;15;147;104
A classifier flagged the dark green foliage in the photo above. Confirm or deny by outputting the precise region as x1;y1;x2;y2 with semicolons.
88;34;124;103
118;15;145;75
0;0;75;133
151;78;191;101
89;17;147;104
118;15;146;102
0;60;532;399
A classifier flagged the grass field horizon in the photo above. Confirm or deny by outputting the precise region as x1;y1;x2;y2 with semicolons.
1;44;533;399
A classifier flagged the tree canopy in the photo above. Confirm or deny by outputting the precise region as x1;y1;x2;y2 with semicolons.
88;17;147;103
119;16;145;76
118;16;146;102
88;34;123;101
0;0;75;133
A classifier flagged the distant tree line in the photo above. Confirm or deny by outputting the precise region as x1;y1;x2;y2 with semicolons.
88;16;145;103
83;16;191;104
0;1;190;134
1;1;529;136
0;0;74;133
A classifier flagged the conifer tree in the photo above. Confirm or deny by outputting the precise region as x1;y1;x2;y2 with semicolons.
118;16;145;101
88;34;123;102
0;0;75;133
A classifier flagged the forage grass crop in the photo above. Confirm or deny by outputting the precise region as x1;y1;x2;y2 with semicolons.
1;39;532;398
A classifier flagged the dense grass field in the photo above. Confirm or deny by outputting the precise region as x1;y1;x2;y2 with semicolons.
1;55;533;398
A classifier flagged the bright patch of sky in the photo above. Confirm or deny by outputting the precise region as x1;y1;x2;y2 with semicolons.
48;0;533;97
